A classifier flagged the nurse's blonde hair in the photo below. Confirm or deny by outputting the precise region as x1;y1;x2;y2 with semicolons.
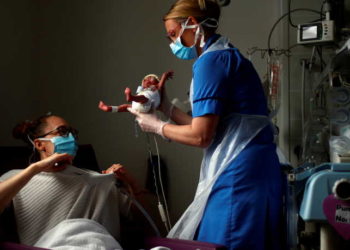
163;0;220;33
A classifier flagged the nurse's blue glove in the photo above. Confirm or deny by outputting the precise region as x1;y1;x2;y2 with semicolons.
128;108;168;138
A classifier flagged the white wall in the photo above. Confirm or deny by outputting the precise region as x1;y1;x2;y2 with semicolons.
0;0;282;225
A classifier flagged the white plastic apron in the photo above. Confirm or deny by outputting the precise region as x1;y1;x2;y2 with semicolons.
167;36;272;240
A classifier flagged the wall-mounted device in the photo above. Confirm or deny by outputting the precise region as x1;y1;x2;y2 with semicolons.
297;20;335;45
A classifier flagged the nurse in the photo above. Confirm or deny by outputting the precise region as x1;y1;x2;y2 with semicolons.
129;0;283;249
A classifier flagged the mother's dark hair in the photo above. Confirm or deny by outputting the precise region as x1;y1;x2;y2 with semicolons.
12;113;54;146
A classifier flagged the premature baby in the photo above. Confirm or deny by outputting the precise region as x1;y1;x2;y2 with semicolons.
99;71;173;113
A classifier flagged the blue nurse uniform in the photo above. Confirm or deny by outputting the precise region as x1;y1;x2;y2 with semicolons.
193;34;283;250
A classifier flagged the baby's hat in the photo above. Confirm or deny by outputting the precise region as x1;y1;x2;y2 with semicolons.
142;74;159;83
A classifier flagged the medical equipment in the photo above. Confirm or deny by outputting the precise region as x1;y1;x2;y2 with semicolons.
146;134;172;233
298;40;350;165
287;163;350;249
297;20;335;45
296;0;335;45
286;30;350;250
332;178;350;200
119;188;161;237
267;8;323;51
267;55;282;119
246;48;287;121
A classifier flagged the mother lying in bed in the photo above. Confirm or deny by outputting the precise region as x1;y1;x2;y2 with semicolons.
0;113;142;249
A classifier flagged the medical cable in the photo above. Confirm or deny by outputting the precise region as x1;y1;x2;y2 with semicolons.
146;135;161;202
301;59;306;147
153;135;172;229
288;0;298;28
145;134;171;232
316;46;326;71
27;134;37;164
119;188;161;237
152;135;171;231
134;120;139;138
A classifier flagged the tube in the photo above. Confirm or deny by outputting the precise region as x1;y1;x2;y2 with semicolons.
119;189;161;237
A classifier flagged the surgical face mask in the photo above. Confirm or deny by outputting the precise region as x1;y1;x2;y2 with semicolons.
169;18;218;60
39;133;78;157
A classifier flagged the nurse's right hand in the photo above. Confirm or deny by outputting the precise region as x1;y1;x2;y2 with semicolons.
128;108;168;137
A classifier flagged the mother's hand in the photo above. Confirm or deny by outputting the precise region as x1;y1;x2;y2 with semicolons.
103;164;139;191
102;164;125;177
31;153;72;174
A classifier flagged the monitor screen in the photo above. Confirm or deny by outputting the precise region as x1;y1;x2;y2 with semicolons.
302;25;318;40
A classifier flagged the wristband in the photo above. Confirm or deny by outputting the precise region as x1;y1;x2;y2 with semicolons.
111;106;119;112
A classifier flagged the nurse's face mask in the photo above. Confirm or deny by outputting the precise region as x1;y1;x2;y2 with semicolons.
169;18;218;60
169;18;202;60
38;126;79;157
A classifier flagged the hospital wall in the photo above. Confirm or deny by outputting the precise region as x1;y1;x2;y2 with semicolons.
0;0;296;225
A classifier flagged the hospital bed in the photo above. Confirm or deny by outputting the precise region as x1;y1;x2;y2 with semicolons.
0;145;226;250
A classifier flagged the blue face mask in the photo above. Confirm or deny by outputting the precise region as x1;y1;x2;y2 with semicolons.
169;19;201;60
39;133;78;157
170;37;198;60
169;18;219;60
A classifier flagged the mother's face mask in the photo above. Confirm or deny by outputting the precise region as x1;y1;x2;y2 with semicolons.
39;133;78;157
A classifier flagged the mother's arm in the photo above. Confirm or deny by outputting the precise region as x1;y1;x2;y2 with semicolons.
0;153;72;214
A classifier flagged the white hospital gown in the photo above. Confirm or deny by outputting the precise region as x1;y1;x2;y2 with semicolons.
0;166;127;246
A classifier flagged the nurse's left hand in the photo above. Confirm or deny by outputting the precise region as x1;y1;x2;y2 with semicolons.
128;108;168;137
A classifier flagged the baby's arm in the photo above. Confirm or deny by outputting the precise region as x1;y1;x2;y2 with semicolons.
157;70;174;90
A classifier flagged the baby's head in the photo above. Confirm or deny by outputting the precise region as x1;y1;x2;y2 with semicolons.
141;74;159;89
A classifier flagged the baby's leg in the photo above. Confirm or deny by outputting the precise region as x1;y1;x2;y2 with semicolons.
98;101;113;112
125;88;148;104
117;104;131;112
99;101;130;112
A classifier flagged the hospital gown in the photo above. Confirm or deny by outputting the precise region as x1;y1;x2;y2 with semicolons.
0;165;128;246
192;34;283;250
